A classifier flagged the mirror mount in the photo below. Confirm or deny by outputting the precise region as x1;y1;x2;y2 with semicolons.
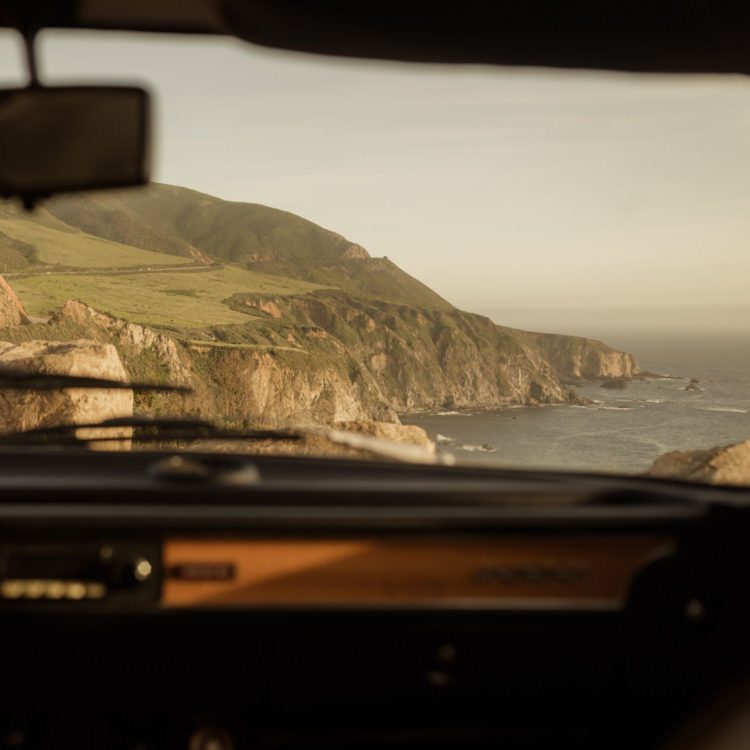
18;29;40;210
0;11;150;211
22;27;40;89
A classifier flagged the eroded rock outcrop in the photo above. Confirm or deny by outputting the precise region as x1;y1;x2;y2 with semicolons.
647;440;750;486
57;300;192;385
50;301;396;427
0;275;31;326
334;420;435;450
0;339;133;439
526;332;639;381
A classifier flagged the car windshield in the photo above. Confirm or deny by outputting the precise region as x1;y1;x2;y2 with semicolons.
0;30;748;485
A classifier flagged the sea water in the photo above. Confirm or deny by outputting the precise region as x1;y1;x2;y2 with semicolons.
402;330;750;475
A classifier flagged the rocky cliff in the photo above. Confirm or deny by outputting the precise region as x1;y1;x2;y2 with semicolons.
230;291;635;413
526;332;639;381
0;339;133;440
0;293;636;430
0;184;640;431
48;300;396;427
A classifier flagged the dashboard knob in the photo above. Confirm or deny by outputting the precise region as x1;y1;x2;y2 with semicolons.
112;556;153;588
133;557;152;582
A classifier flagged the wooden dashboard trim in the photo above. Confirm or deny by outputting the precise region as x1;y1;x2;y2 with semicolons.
161;535;675;610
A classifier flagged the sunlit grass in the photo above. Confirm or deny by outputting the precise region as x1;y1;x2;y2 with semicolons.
0;219;189;269
13;265;325;329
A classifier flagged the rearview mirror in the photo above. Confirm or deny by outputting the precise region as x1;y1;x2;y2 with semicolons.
0;86;150;202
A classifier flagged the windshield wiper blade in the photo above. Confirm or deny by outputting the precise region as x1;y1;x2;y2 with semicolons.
0;416;443;464
0;371;192;393
0;416;303;446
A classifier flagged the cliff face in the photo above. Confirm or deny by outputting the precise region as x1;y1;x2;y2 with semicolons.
54;301;397;427
0;294;637;430
0;338;132;437
215;290;635;417
525;332;639;381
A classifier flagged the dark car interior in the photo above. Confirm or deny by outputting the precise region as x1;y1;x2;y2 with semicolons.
1;2;750;749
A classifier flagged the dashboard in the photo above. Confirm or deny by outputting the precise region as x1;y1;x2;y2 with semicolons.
0;448;747;749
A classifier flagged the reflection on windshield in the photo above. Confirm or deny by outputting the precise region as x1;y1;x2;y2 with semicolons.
0;32;747;484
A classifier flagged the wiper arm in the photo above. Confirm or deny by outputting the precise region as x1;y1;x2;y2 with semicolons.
0;371;192;393
0;416;443;464
0;416;301;447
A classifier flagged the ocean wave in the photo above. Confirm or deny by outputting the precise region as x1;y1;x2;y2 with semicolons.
436;434;455;443
597;406;633;411
459;444;497;453
436;411;463;416
703;407;748;414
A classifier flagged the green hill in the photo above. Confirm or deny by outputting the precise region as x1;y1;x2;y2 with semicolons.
46;184;364;264
0;183;450;330
11;266;325;328
43;184;453;310
0;218;191;271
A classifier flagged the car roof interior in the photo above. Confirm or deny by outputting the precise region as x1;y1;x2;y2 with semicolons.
3;0;750;73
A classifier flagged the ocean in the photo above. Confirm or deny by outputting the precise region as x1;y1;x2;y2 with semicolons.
402;330;750;475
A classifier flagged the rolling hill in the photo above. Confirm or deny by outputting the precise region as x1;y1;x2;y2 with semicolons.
44;184;453;309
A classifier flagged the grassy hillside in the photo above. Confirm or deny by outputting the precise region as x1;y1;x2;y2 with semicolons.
11;265;325;329
0;219;190;270
43;184;453;310
0;184;450;330
46;184;370;264
246;255;453;309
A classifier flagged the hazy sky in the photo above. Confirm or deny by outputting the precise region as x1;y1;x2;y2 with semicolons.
1;30;749;334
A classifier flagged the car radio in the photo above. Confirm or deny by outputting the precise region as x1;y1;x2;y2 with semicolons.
0;541;160;608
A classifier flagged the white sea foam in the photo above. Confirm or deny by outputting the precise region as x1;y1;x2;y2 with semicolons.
436;434;455;443
460;444;496;453
703;407;748;414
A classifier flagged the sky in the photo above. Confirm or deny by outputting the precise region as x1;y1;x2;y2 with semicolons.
1;29;749;335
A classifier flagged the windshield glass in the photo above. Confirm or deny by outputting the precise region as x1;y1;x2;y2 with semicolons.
0;30;748;484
